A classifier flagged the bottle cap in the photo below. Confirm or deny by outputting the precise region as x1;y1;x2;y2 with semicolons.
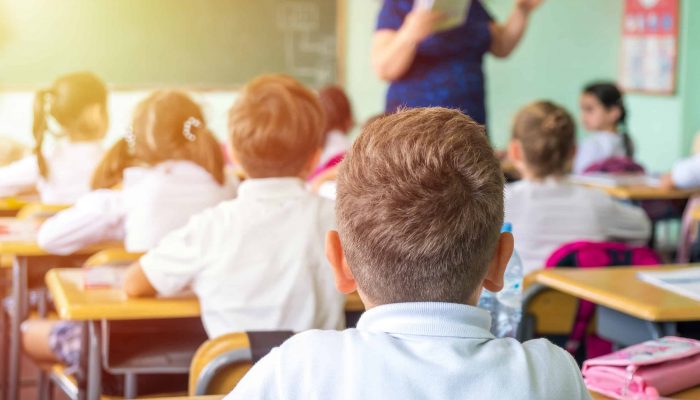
501;222;513;233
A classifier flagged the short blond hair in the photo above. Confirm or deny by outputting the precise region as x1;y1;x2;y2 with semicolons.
337;108;504;305
229;75;325;178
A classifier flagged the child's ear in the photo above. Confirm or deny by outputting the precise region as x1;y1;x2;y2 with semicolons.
325;230;357;294
483;232;514;293
507;139;527;174
507;139;521;162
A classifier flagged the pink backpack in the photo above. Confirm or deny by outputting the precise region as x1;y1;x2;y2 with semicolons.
545;241;662;359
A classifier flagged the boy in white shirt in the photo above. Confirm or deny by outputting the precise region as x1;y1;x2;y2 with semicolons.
123;75;345;338
506;101;651;275
226;108;592;400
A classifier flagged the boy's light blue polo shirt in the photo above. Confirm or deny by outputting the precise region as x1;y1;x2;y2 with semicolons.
227;302;592;399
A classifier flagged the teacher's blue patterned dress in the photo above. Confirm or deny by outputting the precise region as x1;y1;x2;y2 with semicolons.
377;0;493;125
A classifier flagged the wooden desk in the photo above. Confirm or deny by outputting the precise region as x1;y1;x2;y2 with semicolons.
590;386;700;400
0;194;38;217
47;268;365;400
0;218;122;400
534;266;700;322
533;266;700;346
48;269;366;320
577;182;696;201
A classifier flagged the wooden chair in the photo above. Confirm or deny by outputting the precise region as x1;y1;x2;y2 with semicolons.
519;283;578;341
189;331;293;396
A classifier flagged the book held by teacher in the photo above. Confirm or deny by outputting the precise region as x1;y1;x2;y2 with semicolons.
417;0;472;31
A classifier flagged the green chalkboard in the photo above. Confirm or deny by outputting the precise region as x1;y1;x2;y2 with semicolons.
0;0;339;88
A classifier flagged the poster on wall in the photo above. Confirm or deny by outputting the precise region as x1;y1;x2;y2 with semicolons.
621;0;679;95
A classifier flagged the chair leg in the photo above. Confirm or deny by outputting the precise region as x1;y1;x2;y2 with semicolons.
124;373;138;399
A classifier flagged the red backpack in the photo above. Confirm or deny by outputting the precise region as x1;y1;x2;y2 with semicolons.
545;241;662;359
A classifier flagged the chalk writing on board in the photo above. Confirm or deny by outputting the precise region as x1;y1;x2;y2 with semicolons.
276;2;335;86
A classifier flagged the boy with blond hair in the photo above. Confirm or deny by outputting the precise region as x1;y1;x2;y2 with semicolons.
227;108;591;399
124;75;345;337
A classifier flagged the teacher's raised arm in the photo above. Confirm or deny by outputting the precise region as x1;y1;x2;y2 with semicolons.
371;0;543;126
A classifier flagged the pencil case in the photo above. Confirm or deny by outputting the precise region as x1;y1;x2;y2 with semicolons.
582;337;700;399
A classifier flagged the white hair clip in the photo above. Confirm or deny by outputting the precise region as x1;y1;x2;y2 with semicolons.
183;117;201;142
125;126;136;155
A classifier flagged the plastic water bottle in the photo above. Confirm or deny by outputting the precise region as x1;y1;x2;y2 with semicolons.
477;288;498;333
495;222;523;338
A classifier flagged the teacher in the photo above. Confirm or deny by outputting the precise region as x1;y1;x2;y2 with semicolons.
372;0;543;126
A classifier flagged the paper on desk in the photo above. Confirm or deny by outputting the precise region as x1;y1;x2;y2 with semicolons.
83;265;126;289
415;0;471;31
570;173;661;188
637;268;700;302
0;218;38;242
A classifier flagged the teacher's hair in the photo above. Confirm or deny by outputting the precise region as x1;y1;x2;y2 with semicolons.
583;82;634;158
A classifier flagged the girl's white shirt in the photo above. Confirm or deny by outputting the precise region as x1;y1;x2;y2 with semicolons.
0;140;104;204
573;131;626;174
38;160;236;254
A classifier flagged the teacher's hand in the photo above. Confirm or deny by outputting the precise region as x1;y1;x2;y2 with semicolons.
399;8;444;44
516;0;544;14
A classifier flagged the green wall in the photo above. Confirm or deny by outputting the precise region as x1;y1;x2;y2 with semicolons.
345;0;700;172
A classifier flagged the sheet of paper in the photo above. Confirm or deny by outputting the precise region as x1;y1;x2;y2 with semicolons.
569;173;661;188
416;0;471;32
637;268;700;302
0;218;38;242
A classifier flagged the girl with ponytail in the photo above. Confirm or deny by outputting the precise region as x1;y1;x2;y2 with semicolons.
25;91;235;369
37;90;236;255
575;82;635;174
0;72;108;204
504;100;651;274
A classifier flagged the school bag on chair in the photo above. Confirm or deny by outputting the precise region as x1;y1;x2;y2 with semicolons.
545;241;662;359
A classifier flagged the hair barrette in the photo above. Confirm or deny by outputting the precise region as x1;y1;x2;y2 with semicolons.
125;126;136;155
183;117;201;142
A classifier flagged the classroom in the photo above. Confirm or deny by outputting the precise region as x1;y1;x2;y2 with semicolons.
0;0;699;399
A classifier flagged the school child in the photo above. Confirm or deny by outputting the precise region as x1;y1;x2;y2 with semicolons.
123;75;346;339
226;107;592;400
0;72;108;204
37;90;236;255
23;91;235;368
574;82;635;174
506;101;651;275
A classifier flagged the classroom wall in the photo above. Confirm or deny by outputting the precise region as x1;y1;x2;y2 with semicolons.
344;0;700;172
626;0;699;172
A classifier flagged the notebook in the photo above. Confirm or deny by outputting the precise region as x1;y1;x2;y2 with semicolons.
415;0;471;31
637;268;700;302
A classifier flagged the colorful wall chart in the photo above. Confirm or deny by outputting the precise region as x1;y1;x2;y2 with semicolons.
621;0;679;94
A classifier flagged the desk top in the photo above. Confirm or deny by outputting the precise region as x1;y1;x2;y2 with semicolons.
0;218;120;257
47;268;366;321
579;182;696;201
534;266;700;322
